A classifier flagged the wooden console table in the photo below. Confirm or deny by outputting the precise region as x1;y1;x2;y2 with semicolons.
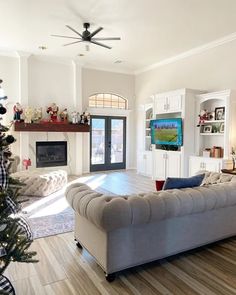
14;122;90;133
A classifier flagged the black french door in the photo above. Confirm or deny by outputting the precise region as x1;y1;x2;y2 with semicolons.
90;116;126;172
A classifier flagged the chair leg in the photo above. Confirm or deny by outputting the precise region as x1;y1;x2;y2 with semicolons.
105;273;116;282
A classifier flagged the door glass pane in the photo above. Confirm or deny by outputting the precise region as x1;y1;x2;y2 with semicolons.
91;118;105;165
111;119;124;163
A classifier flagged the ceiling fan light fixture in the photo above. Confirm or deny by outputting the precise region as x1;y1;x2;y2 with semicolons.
52;23;120;50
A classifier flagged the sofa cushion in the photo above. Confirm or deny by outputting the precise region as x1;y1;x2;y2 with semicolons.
163;174;205;190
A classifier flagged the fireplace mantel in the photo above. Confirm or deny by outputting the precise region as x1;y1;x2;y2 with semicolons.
14;122;90;132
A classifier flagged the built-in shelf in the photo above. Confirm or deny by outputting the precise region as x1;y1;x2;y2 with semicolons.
146;135;151;138
14;122;90;132
200;133;224;136
200;120;225;124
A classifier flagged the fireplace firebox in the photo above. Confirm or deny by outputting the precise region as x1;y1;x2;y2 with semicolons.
36;141;67;168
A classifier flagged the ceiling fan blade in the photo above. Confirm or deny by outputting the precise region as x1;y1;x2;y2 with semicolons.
63;40;83;46
89;27;103;38
66;25;83;37
51;34;81;40
90;40;111;49
92;37;121;41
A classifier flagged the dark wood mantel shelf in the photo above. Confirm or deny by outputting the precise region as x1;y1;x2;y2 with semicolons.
14;122;90;133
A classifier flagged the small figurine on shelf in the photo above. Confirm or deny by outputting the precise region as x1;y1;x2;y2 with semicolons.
47;103;58;122
71;111;79;124
60;108;68;122
84;112;90;125
24;106;34;123
80;112;85;124
33;107;42;122
13;102;23;121
197;109;209;127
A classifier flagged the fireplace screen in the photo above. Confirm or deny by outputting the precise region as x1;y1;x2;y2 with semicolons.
36;141;67;167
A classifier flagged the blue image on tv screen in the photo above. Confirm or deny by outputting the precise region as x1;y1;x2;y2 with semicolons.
150;118;183;146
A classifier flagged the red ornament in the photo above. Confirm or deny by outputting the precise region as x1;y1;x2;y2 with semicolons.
23;158;31;170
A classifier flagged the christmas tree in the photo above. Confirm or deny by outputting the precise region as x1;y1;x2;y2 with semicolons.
0;79;38;295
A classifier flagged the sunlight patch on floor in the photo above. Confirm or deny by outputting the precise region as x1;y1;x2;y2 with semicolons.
23;189;65;213
84;174;107;189
29;197;69;218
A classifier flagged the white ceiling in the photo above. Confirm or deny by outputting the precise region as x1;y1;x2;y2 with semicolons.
1;0;236;73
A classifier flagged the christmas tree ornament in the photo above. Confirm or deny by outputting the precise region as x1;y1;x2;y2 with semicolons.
0;105;6;115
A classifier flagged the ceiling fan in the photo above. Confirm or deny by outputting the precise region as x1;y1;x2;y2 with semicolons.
52;23;120;50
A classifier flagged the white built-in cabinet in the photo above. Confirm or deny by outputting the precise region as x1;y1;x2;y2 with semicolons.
153;150;181;179
139;89;204;179
189;90;236;176
155;94;182;114
138;89;236;179
152;89;203;180
137;101;154;177
137;151;153;177
189;156;225;176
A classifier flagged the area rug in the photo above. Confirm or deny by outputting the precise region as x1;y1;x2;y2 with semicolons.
20;175;113;239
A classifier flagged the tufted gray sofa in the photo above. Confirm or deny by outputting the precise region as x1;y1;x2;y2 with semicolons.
66;172;236;280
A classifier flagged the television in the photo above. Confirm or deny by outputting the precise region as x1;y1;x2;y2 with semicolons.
150;118;183;146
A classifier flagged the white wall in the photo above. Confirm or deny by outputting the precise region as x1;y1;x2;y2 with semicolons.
82;68;136;169
0;55;136;173
28;57;74;110
135;39;236;150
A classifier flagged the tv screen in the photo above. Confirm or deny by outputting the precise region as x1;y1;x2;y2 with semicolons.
150;118;183;146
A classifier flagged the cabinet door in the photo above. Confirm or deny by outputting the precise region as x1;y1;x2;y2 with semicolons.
155;96;167;114
167;95;182;113
204;160;221;173
153;150;166;179
189;157;202;176
145;152;153;177
137;152;146;175
166;152;181;178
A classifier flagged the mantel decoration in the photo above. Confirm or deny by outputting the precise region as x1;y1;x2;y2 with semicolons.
0;79;38;295
13;102;90;126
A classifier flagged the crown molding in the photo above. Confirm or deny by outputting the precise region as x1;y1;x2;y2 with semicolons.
83;65;134;75
16;51;32;58
0;49;18;58
135;31;236;75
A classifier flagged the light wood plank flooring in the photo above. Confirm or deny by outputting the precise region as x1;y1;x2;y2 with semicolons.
6;170;236;294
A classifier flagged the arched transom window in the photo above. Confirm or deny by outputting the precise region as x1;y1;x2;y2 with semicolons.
89;93;127;109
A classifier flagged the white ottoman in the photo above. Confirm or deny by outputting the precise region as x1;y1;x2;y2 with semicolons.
11;169;67;197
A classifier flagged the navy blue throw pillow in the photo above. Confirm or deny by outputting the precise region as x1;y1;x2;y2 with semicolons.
163;174;205;190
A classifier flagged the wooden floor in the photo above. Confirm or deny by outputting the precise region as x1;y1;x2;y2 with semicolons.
5;170;236;294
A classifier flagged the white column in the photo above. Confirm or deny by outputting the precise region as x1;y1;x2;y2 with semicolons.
16;51;31;170
72;60;84;175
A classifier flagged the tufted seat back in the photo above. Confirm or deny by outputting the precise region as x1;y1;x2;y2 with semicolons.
66;172;236;232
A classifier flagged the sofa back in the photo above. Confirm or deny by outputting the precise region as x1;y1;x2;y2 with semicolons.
66;173;236;232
